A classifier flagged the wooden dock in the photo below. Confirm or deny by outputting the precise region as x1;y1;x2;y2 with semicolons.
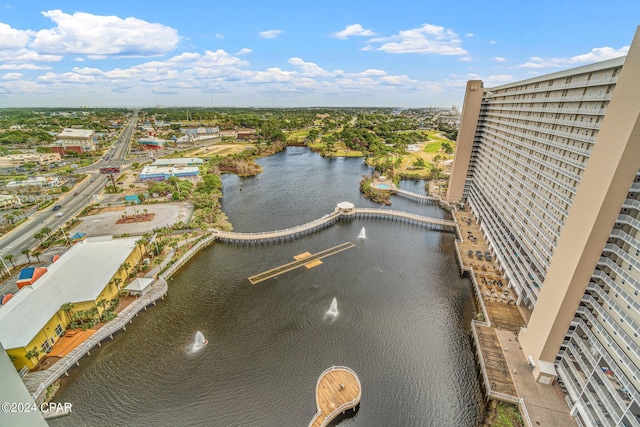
248;242;355;284
309;366;361;427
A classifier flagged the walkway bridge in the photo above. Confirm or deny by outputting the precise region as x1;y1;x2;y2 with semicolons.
392;187;439;205
212;203;455;245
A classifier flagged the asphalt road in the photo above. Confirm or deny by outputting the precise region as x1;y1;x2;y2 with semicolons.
0;111;138;262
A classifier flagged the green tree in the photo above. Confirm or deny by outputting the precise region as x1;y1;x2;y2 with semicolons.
32;251;42;263
307;129;320;143
413;158;427;168
21;249;32;263
61;302;74;323
25;347;41;367
4;254;15;268
441;142;453;155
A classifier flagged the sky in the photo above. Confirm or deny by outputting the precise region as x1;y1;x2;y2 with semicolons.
0;1;637;108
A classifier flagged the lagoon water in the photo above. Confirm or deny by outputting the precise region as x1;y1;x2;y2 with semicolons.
52;148;483;426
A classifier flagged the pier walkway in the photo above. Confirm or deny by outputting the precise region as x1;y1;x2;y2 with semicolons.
392;187;439;204
248;242;355;284
212;204;455;245
24;277;169;403
309;366;361;427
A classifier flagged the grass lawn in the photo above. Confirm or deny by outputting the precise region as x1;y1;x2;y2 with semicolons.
284;129;311;143
483;402;524;427
187;144;253;157
308;141;364;157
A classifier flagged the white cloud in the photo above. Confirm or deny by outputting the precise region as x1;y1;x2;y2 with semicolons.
30;10;180;56
465;33;474;38
0;48;62;63
332;24;375;39
259;29;282;39
378;75;417;86
485;74;513;85
236;48;252;56
493;56;506;62
489;40;497;44
288;58;333;77
367;24;467;55
0;63;51;70
215;33;224;39
519;46;629;68
74;57;84;62
459;57;472;62
1;72;22;80
0;23;33;49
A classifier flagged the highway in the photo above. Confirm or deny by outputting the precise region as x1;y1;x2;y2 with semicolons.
0;111;138;261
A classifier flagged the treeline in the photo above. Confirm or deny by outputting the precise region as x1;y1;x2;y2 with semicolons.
0;130;54;145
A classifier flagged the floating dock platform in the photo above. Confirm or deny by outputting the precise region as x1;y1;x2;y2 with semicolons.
309;366;361;427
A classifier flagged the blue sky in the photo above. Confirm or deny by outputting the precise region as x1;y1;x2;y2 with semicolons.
0;1;637;108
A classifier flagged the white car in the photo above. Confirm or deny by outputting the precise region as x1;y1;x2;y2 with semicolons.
55;212;64;217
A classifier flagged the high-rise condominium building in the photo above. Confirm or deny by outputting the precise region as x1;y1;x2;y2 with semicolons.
447;27;640;427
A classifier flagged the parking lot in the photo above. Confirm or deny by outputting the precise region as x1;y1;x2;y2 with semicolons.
73;201;194;236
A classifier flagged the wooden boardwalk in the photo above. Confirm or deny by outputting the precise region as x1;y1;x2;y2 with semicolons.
248;242;354;284
309;366;361;427
392;187;439;204
212;204;456;245
485;301;526;331
474;324;518;397
24;278;168;402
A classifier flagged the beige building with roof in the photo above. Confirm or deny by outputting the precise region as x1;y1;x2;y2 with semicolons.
0;153;61;168
447;27;640;427
53;128;95;154
0;236;145;370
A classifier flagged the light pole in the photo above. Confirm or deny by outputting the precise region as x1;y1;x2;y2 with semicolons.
0;253;11;277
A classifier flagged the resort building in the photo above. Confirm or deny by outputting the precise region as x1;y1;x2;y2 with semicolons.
0;343;47;426
447;28;640;427
0;236;144;371
51;128;96;154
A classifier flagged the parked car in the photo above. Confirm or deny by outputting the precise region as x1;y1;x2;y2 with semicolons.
52;204;62;211
73;192;79;196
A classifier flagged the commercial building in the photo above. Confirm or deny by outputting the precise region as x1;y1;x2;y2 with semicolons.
52;128;95;154
0;153;61;168
139;164;199;181
447;28;640;426
0;236;144;370
152;158;203;167
180;125;219;136
5;176;61;189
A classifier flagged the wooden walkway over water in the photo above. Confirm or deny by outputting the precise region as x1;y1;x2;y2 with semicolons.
392;187;439;204
309;366;361;427
248;242;355;284
212;204;455;245
24;278;169;402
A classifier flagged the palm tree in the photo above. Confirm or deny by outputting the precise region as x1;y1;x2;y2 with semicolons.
111;277;123;291
61;302;74;323
40;226;51;238
21;249;32;264
120;262;131;274
4;254;16;268
96;298;109;314
32;251;42;263
25;347;41;368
